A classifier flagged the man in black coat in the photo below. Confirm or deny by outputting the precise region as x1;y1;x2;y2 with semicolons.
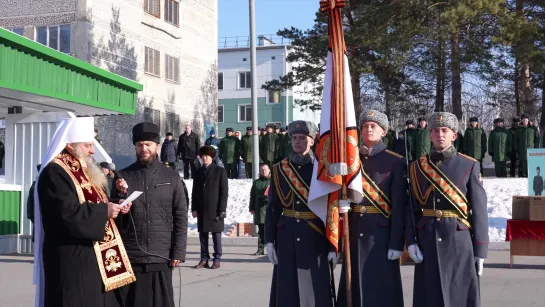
406;112;488;307
177;124;201;179
161;132;178;166
191;145;228;269
113;122;189;307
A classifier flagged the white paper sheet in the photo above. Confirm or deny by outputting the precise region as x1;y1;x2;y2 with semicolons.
120;191;143;207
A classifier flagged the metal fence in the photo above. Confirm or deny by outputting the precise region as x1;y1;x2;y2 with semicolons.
218;35;292;49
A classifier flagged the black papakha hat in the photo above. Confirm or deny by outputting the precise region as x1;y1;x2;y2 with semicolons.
199;145;216;159
132;122;160;145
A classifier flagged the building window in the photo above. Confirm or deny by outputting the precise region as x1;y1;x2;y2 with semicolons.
144;0;160;17
218;105;224;123
35;24;71;54
165;0;179;26
239;72;251;89
145;47;160;76
144;107;161;126
218;73;224;90
11;28;24;36
238;104;252;122
268;90;281;104
165;112;180;136
165;54;180;82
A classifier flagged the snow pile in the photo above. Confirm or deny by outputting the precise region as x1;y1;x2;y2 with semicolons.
183;179;254;236
0;176;4;184
484;178;527;242
182;176;527;241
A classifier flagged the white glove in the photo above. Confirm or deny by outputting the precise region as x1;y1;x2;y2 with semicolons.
408;244;424;263
387;249;403;260
266;243;278;265
328;251;338;269
339;199;352;214
476;257;484;276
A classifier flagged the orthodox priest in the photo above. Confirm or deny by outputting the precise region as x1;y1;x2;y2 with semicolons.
264;120;337;307
34;117;134;307
406;112;488;307
338;110;406;307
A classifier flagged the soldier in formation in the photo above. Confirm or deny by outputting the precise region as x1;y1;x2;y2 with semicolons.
265;120;336;307
488;118;511;177
406;112;488;307
240;126;255;179
514;114;538;177
338;110;406;307
260;124;278;169
219;128;240;179
509;118;520;177
276;127;292;162
412;117;431;161
463;117;487;175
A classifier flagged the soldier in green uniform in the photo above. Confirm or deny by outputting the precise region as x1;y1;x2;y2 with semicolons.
463;117;487;175
515;114;538;177
454;131;464;153
488;118;511;177
382;128;397;151
249;163;271;255
509;118;520;177
276;127;292;162
219;127;240;179
260;124;278;169
241;126;255;179
412;117;431;161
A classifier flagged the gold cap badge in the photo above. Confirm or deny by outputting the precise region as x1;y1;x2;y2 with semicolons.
295;124;300;128
369;112;374;117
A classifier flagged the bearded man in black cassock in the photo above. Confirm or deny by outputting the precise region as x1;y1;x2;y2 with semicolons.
33;117;135;307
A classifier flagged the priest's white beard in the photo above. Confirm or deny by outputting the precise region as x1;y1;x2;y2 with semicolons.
73;145;107;188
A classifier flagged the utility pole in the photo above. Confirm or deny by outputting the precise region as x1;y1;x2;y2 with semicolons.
249;0;259;180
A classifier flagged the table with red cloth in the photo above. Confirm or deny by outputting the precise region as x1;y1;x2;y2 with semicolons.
505;219;545;268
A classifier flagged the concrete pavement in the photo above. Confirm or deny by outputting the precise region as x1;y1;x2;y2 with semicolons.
0;246;544;307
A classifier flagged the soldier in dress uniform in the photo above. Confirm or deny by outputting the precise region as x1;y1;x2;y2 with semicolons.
264;120;336;307
406;112;488;307
337;110;406;307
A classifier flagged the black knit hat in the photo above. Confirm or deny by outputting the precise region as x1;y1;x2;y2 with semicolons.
226;127;233;132
521;113;530;119
406;119;415;125
166;132;173;137
469;117;479;122
496;118;504;123
199;145;216;159
132;122;160;145
512;117;521;123
417;117;426;122
280;127;286;132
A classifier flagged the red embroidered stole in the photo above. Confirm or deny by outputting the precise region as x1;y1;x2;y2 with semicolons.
52;150;135;291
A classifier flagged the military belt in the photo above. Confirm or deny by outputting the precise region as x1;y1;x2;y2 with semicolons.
351;205;381;214
282;208;318;220
422;209;471;228
282;209;324;236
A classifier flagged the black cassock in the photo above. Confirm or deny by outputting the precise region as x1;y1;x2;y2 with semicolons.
38;163;121;307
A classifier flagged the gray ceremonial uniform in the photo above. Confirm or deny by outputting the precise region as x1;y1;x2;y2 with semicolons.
407;151;489;307
265;157;334;307
338;149;407;307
